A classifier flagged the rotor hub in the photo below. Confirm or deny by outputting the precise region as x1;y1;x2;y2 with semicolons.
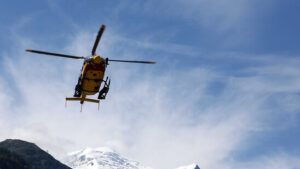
93;55;102;64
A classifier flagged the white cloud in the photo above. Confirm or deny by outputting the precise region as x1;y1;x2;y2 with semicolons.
0;77;15;141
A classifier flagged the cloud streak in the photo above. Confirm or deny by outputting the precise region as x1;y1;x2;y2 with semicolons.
0;1;299;169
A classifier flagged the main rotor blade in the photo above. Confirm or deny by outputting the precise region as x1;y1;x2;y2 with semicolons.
108;59;156;64
26;49;85;59
91;25;106;56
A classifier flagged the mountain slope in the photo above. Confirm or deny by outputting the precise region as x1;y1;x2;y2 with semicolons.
65;147;152;169
0;139;71;169
0;147;33;169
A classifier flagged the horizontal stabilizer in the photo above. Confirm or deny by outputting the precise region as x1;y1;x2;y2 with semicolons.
66;97;100;103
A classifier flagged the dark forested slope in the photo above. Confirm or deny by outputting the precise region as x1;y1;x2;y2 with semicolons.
0;139;71;169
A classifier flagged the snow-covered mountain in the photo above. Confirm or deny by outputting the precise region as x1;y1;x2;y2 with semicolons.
65;147;200;169
65;147;152;169
176;163;200;169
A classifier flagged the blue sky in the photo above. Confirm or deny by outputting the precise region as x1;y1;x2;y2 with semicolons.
0;0;300;169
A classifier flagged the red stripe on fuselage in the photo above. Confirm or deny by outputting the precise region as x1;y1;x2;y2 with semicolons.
85;62;106;72
80;62;106;91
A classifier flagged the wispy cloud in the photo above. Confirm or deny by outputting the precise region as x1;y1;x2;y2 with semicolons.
233;153;300;169
1;1;299;169
1;24;299;169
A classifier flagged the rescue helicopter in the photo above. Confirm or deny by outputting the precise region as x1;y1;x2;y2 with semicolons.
26;25;155;109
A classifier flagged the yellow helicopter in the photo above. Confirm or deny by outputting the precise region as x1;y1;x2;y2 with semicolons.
26;25;155;109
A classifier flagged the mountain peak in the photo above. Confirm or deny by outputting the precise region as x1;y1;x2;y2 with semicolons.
1;139;39;150
66;147;151;169
176;163;200;169
68;147;114;156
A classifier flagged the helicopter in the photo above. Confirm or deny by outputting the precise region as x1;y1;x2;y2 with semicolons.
26;25;155;109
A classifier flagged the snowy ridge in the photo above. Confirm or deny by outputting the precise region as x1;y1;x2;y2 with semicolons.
176;163;200;169
65;147;152;169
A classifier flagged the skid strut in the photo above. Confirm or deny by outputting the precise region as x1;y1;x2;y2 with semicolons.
98;77;110;100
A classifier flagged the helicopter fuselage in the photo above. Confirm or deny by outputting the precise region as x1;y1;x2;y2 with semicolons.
79;59;106;96
70;56;111;105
